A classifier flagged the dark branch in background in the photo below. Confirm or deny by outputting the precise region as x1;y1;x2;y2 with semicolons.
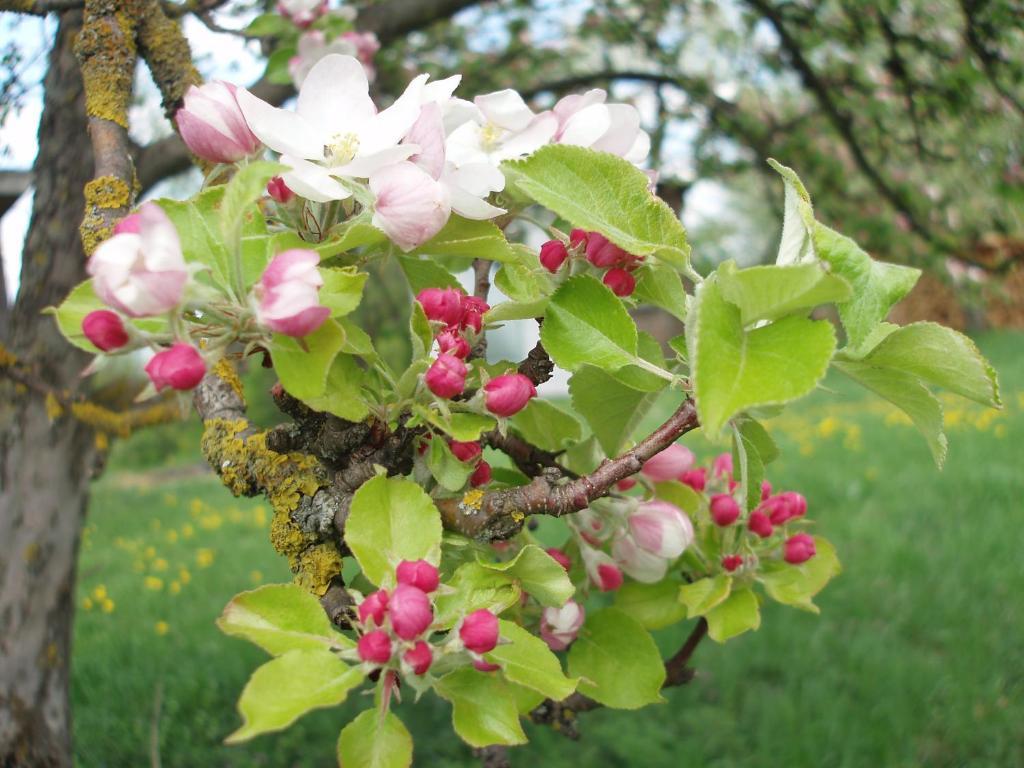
958;0;1024;119
136;0;485;192
473;745;510;768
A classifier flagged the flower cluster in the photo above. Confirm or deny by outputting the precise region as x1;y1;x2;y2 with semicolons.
351;559;501;679
538;228;645;297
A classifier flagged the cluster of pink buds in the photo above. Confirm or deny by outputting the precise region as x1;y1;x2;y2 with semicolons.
418;287;487;399
276;0;327;28
450;440;492;488
538;230;644;297
353;560;501;677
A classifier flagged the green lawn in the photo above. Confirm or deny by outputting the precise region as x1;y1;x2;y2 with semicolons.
72;331;1024;767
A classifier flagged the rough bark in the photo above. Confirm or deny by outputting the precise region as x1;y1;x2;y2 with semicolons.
0;13;96;768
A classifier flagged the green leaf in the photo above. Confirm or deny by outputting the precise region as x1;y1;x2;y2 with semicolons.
46;279;105;352
678;574;732;618
614;580;688;630
608;330;672;393
485;298;549;323
157;188;232;289
567;608;665;709
447;413;497;441
759;536;841;613
216;584;351;656
633;262;690;322
427;436;475;491
435;669;528;747
717;259;851;325
409;301;433;362
494;261;551;304
541;275;638;373
345;475;442;587
220;161;284;246
477;545;574;608
270;319;346;402
568;365;662;455
409;216;518;262
398;256;460;294
486;620;577;701
850;322;1000;408
652;481;704;517
227;648;363;743
303;353;369;423
813;224;920;351
434;563;522;628
245;12;292;37
337;710;413;768
705;588;761;643
688;275;836;438
510;399;582;452
320;267;367;317
835;360;947;465
263;46;295;85
506;145;692;271
731;418;777;512
766;159;816;266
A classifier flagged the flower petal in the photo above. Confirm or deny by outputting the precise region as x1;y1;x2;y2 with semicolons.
280;155;352;202
475;89;535;131
236;88;325;160
296;54;376;136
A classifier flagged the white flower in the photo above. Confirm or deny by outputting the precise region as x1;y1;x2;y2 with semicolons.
288;30;379;88
369;162;450;251
552;88;651;164
445;89;558;167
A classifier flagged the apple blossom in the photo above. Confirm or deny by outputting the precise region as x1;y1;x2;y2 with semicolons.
81;310;129;352
761;480;773;501
460;609;499;654
545;548;571;572
617;477;638;491
113;214;141;235
484;373;536;417
470;460;492;487
722;555;744;573
612;534;669;583
266;176;294;204
710;494;741;527
276;0;325;28
641;443;695;482
539;239;569;272
357;589;389;627
357;630;392;664
459;295;489;334
540;601;585;652
712;452;734;479
603;267;636;297
445;89;558;167
176;81;261;164
449;440;482;463
144;343;206;392
581;547;623;592
436;329;470;358
748;510;774;539
585;232;629;268
288;29;378;87
255;249;330;337
784;533;816;564
369;161;450;250
628;500;694;559
472;660;501;673
389;584;433;640
569;228;588;249
396;560;440;593
679;467;707;492
88;202;188;318
425;354;467;399
417;287;464;327
552;88;651;164
403;641;433;676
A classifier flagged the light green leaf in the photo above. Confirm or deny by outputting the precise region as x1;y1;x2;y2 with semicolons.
46;279;105;352
567;608;665;709
435;669;528;747
397;256;460;294
303;353;369;423
608;330;672;393
678;574;732;618
688;276;836;438
216;584;351;656
272;215;386;261
409;216;517;263
767;158;816;266
447;413;497;441
541;275;638;373
270;319;346;402
478;545;574;607
409;301;433;362
614;580;688;630
633;262;690;322
157;188;232;288
434;563;522;628
506;145;692;270
510;398;582;452
731;418;777;512
320;267;367;317
485;298;549;323
345;475;442;587
705;588;761;643
813;223;920;351
494;261;550;303
337;710;413;768
717;259;851;324
568;365;662;455
652;480;704;517
427;436;475;492
835;360;947;465
486;620;577;701
226;648;363;743
759;536;841;613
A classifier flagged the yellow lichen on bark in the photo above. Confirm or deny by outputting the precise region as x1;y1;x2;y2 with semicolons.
80;175;134;255
74;4;140;126
135;1;201;118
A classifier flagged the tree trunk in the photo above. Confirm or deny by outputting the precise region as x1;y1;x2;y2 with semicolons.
0;13;97;767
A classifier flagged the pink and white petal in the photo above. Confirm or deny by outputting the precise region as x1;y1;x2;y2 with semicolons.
137;203;185;272
370;162;451;251
334;144;418;179
475;89;534;132
405;102;446;179
361;73;429;153
444;162;505;197
280;155;352;202
558;103;613;147
423;75;462;104
448;187;505;220
444;121;488;167
236;88;325;160
296;54;375;136
624;130;651;164
553;88;606;131
441;98;481;134
495;112;558;160
590;104;642;157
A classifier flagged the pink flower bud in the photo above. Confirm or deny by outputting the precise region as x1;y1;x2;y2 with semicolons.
712;452;733;479
585;232;628;268
540;600;585;651
144;343;205;392
389;584;433;640
88;202;187;317
473;659;501;673
539;240;569;272
641;443;695;482
582;548;623;592
545;547;571;572
266;176;294;204
569;228;588;249
276;0;326;27
470;460;492;487
256;249;330;337
483;373;536;417
761;480;773;501
679;467;707;492
113;213;141;235
460;609;499;654
449;440;482;463
628;500;694;558
357;629;392;664
748;511;773;538
417;287;464;327
396;561;440;593
602;267;636;297
175;81;260;164
778;491;807;519
617;477;637;491
425;354;467;399
722;555;744;572
710;494;740;527
459;295;489;333
761;492;807;526
357;589;389;627
784;533;816;564
612;534;669;583
437;329;470;358
82;310;129;352
403;640;433;675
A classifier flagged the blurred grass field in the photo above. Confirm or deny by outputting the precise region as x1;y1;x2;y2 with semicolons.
72;332;1024;768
